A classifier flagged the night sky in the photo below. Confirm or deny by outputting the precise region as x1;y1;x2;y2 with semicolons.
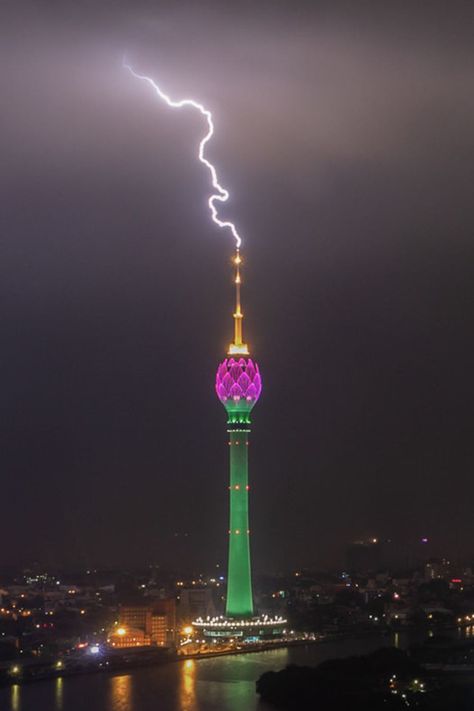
1;1;473;572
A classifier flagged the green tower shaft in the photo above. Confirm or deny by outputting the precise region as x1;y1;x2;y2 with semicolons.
226;419;253;617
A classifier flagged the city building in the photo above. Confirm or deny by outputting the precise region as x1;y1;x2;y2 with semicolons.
108;626;150;648
152;598;176;645
115;599;176;647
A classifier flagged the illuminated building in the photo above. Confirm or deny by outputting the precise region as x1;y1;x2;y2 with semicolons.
193;251;285;642
153;598;177;645
108;625;150;648
115;599;176;647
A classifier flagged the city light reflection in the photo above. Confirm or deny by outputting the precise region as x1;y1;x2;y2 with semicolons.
10;684;20;711
55;676;63;710
179;658;196;711
109;674;132;711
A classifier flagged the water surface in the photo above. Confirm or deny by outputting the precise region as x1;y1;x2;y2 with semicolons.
0;633;415;711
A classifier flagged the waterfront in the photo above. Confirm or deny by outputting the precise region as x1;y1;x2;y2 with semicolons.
0;635;396;711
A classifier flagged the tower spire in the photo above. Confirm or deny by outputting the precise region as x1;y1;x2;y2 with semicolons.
228;249;249;356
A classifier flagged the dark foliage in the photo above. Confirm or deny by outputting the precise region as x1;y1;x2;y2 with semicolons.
256;647;474;710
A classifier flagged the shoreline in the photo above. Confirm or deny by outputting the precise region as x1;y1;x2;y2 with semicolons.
4;627;467;689
176;637;320;661
0;637;322;688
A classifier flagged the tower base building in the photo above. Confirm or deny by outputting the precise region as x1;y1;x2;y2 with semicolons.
193;615;286;643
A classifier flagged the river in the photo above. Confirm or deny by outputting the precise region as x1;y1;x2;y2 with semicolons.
0;633;414;711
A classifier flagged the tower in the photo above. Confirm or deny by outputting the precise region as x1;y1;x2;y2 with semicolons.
215;250;262;617
192;249;285;643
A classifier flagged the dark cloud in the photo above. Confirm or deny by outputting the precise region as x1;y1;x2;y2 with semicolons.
0;0;473;570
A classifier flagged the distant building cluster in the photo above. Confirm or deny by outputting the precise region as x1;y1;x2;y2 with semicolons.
1;538;474;675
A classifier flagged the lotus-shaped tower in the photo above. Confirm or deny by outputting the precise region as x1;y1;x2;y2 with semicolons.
214;253;262;618
192;250;285;641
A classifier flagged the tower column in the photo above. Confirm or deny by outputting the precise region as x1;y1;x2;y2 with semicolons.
226;422;253;618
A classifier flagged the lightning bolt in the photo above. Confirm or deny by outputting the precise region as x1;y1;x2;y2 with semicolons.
124;60;242;249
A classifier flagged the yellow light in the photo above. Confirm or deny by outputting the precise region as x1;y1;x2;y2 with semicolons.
182;626;193;636
56;661;63;669
11;666;20;674
228;342;249;355
117;627;127;636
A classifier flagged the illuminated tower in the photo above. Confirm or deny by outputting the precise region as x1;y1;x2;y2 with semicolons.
193;251;285;642
215;251;262;617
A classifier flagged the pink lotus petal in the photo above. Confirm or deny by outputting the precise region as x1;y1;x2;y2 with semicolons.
218;362;228;379
246;384;257;400
230;364;242;381
222;372;233;389
253;373;262;393
217;384;228;400
246;363;256;380
238;372;251;390
230;383;243;399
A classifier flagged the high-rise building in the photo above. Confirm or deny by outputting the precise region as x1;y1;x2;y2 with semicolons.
152;598;177;645
110;599;176;648
193;251;285;642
